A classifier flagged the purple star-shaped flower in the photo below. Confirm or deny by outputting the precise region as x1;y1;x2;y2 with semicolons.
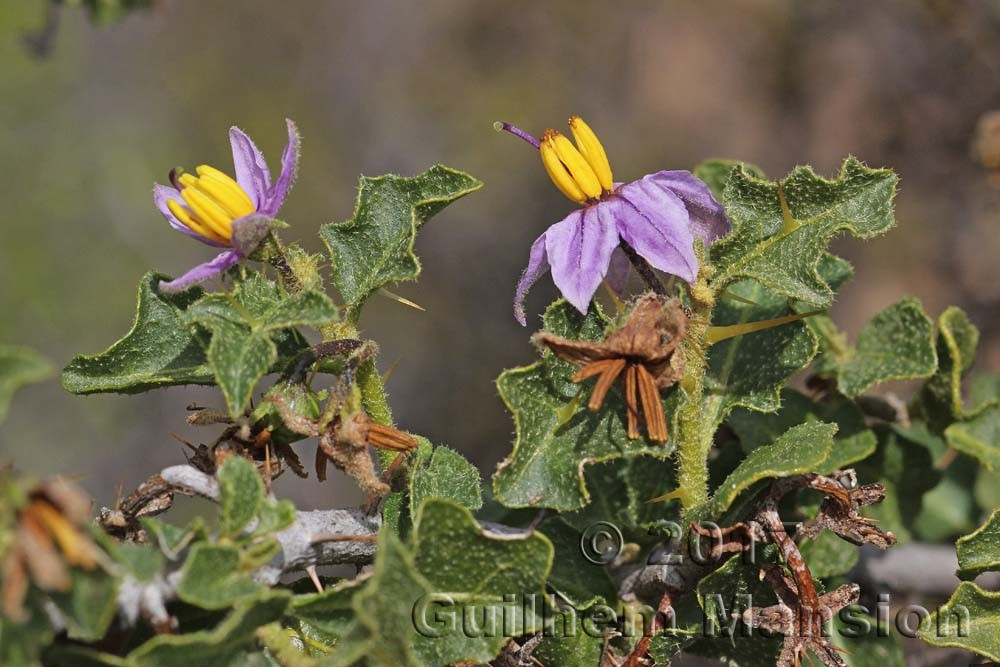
153;119;300;293
500;118;730;325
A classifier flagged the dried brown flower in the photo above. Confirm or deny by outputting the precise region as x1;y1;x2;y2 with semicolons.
2;478;103;621
533;294;686;442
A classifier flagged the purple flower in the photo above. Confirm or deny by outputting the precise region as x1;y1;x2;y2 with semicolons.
153;119;300;293
500;117;730;325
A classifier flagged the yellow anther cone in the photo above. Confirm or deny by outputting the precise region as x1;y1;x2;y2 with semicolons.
549;131;603;200
540;131;589;203
569;116;614;191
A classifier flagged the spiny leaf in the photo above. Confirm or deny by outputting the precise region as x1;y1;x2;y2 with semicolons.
61;272;213;394
709;421;836;516
320;165;482;319
0;345;52;424
919;581;1000;661
702;280;818;430
711;157;898;306
493;300;675;512
827;298;937;397
956;509;1000;580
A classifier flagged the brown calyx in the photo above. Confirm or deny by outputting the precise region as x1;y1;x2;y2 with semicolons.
532;294;687;443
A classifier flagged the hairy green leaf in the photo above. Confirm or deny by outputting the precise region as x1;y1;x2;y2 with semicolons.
828;298;937;397
493;300;675;512
727;389;876;474
127;593;291;666
320;165;482;318
956;509;1000;580
710;422;837;516
945;404;1000;472
176;543;262;609
0;345;51;424
330;499;552;667
217;456;265;537
919;581;1000;661
408;438;482;523
917;307;981;432
703;280;818;430
62;272;212;394
711;158;897;306
800;530;859;578
538;516;617;609
185;273;337;416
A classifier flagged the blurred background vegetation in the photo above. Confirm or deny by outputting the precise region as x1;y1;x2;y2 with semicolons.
1;0;999;513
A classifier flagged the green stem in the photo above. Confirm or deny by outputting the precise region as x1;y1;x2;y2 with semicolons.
674;267;716;515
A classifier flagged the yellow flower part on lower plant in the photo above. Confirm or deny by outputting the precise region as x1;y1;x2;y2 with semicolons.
538;117;615;204
166;165;255;244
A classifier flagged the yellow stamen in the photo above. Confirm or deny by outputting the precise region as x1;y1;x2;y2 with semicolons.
166;199;228;244
193;176;255;218
181;187;235;239
548;131;603;200
540;131;588;203
196;165;255;213
568;116;613;191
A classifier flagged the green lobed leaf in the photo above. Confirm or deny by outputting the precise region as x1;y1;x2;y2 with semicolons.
919;581;1000;661
538;516;617;609
62;272;213;394
284;583;360;655
917;306;981;432
493;300;675;512
711;157;897;306
956;509;1000;580
945;403;1000;472
709;421;837;516
408;438;483;523
913;460;979;542
320;165;482;317
531;611;605;667
828;298;937;397
329;499;552;667
727;388;876;474
185;274;338;417
217;456;265;537
176;543;263;609
127;592;291;667
702;280;818;430
0;345;52;424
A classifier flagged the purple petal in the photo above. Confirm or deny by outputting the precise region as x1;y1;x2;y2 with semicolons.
513;233;550;326
545;206;620;316
260;119;300;217
605;246;631;295
615;178;698;283
229;127;272;210
153;184;228;248
159;250;241;294
648;170;731;244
